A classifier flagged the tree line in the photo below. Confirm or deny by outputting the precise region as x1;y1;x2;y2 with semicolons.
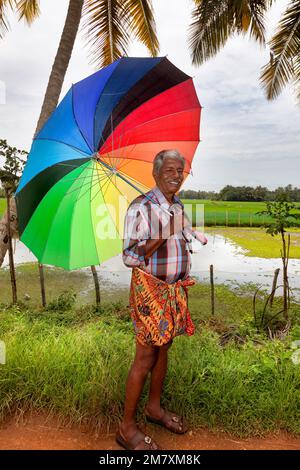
179;184;300;202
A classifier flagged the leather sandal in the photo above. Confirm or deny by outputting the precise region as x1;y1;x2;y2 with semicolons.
145;409;188;434
116;428;160;450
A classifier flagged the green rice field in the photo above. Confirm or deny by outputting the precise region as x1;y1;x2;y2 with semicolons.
182;199;300;227
1;198;300;227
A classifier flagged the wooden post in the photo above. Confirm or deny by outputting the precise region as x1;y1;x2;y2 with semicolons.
210;264;215;316
238;212;240;227
270;268;280;308
5;187;17;304
91;265;100;306
38;263;46;307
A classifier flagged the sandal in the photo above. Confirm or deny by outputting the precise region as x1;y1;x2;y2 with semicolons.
145;408;188;434
116;428;160;450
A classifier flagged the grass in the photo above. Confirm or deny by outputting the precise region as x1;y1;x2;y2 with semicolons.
205;226;300;259
0;263;129;307
0;283;300;436
182;199;300;227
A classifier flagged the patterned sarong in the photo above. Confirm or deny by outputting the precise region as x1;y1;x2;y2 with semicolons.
129;267;196;346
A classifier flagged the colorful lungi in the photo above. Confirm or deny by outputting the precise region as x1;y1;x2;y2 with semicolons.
129;267;196;346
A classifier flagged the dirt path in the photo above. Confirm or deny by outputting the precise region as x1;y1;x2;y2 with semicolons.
0;413;300;450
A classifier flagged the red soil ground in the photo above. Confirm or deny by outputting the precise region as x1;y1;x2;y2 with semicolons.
0;413;300;450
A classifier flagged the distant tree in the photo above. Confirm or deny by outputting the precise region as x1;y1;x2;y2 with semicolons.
253;185;268;201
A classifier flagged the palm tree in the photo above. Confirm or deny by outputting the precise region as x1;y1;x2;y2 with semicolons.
0;0;159;271
188;0;300;102
260;0;300;101
188;0;272;65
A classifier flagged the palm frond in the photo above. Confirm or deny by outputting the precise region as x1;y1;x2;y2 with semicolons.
189;0;232;65
189;0;270;65
0;0;13;38
82;0;130;68
260;0;300;100
124;0;159;56
16;0;40;24
294;50;300;101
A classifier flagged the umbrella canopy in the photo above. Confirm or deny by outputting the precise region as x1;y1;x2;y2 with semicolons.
15;57;202;270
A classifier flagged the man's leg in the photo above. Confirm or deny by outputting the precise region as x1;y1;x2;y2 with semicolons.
119;341;158;442
145;341;172;416
145;340;185;433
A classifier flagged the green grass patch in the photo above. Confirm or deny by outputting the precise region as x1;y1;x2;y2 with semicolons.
182;199;300;228
205;226;300;259
0;284;300;436
0;263;129;307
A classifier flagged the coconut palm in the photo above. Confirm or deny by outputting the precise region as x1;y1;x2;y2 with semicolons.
0;0;159;305
188;0;273;65
0;0;159;270
260;0;300;101
189;0;299;101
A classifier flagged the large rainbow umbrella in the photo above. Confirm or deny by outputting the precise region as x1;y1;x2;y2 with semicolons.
15;57;202;269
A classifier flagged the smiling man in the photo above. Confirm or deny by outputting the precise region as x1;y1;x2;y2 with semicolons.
116;149;207;451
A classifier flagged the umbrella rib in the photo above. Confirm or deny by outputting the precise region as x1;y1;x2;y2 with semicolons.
117;167;150;191
100;106;200;156
35;137;92;156
57;173;107;184
90;160;111;203
57;174;107;195
71;84;94;154
62;166;103;200
56;162;96;171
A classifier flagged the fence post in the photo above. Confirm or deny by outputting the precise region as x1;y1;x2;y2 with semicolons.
38;263;46;307
91;265;100;306
210;264;215;316
270;268;280;308
238;212;240;227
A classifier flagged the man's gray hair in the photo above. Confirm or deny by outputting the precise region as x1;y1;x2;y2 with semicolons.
153;149;185;174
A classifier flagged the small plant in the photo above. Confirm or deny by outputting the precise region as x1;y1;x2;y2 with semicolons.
252;284;290;339
46;290;77;311
256;196;300;319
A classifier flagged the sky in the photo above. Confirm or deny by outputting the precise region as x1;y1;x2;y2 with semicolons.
0;0;299;192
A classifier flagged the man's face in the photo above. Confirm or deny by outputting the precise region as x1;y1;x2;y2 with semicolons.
153;157;185;197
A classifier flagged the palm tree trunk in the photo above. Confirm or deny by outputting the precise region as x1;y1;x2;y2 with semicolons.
0;197;18;266
35;0;85;135
0;0;84;277
33;0;84;306
91;265;100;306
5;187;17;304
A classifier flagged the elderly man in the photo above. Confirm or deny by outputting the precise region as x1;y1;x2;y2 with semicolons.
116;149;207;450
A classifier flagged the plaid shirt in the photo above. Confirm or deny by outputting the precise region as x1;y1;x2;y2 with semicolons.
122;186;191;283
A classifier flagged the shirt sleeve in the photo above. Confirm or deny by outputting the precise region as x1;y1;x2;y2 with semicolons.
122;201;150;267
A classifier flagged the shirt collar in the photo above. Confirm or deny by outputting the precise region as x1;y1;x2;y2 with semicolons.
152;186;183;208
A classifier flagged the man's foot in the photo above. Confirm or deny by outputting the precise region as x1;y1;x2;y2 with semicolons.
144;406;188;434
116;423;160;450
